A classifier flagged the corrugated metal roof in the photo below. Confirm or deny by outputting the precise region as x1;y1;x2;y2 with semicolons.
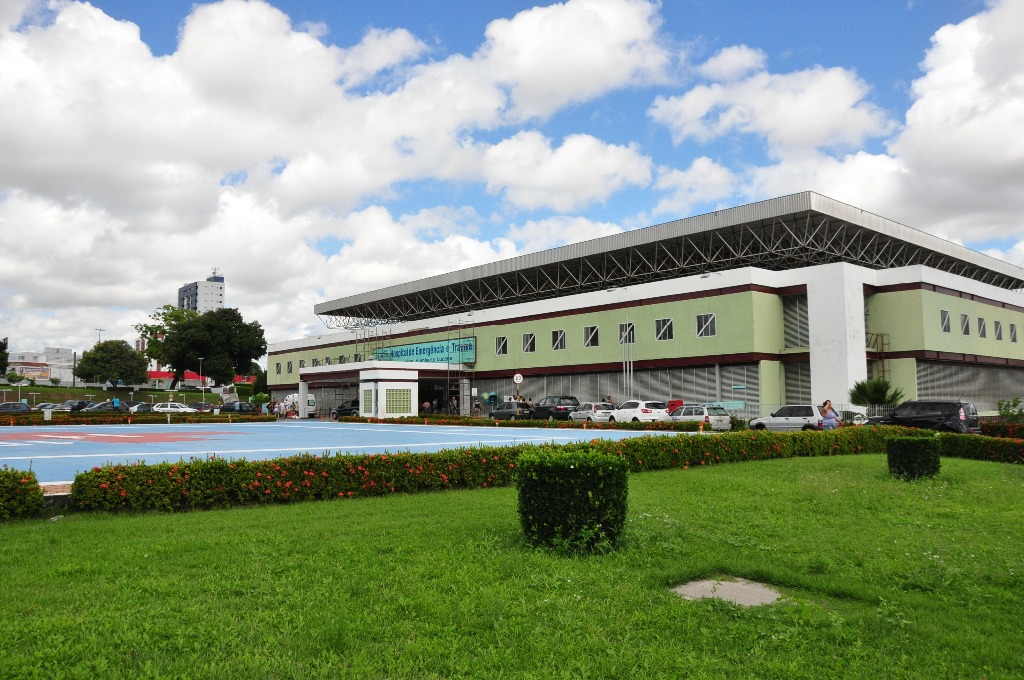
313;192;1024;324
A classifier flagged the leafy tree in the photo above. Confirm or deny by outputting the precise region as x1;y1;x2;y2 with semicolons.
251;362;267;394
0;337;8;375
849;378;905;415
133;305;200;380
134;306;266;388
74;340;149;386
49;377;60;386
6;370;20;384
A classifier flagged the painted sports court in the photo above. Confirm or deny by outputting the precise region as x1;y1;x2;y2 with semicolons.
0;421;656;484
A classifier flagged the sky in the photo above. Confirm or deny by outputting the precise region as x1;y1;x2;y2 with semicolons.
2;0;1023;359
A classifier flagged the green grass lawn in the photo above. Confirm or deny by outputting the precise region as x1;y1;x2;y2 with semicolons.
3;454;1022;679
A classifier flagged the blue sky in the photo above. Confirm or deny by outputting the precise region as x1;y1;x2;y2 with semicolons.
1;0;1021;353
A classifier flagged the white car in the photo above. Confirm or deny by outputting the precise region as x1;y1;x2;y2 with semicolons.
669;404;732;431
609;400;670;423
152;402;199;414
569;402;615;423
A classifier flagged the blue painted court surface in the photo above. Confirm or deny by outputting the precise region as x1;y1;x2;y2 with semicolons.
0;421;657;484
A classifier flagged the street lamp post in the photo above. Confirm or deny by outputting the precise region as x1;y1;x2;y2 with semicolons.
95;328;105;344
198;357;205;408
1;389;9;402
29;392;40;406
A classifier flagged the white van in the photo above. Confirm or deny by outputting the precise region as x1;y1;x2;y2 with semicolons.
283;393;317;418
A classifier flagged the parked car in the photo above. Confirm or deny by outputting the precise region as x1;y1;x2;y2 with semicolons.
53;399;92;412
152;402;198;414
749;404;825;431
35;402;58;411
130;402;154;413
609;400;670;422
220;401;258;414
866;400;980;434
0;401;31;413
488;401;532;420
530;396;580;421
83;400;128;412
331;399;360;419
187;402;217;413
670;404;732;431
569;402;615;423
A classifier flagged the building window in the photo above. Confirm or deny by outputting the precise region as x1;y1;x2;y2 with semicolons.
324;356;332;365
697;313;717;338
618;322;635;344
655;318;674;341
940;310;950;333
496;336;508;355
286;361;293;373
995;320;1003;341
275;362;281;375
960;313;970;335
584;325;599;347
978;318;987;339
1012;324;1019;343
299;359;306;368
551;329;566;350
523;333;536;353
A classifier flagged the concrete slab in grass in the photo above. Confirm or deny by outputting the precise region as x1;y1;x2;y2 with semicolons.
672;577;781;607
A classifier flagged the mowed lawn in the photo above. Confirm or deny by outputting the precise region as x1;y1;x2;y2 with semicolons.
2;454;1022;679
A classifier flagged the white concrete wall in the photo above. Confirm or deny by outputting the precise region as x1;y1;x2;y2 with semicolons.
806;263;868;406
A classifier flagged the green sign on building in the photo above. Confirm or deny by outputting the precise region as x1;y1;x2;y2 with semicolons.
372;337;476;364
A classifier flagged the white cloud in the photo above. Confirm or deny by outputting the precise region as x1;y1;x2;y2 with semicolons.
478;0;670;120
697;45;765;81
648;156;736;219
649;65;894;156
482;131;652;211
505;215;623;253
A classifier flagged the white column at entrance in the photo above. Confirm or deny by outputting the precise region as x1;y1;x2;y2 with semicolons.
298;381;309;418
806;262;868;406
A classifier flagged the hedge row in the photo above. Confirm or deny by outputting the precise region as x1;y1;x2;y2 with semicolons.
1;412;274;426
4;425;1021;520
346;413;706;432
67;427;895;514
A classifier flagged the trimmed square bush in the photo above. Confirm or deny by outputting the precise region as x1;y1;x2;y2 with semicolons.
887;436;940;480
516;449;628;553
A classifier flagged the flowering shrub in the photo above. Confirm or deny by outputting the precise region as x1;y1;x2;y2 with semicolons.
981;421;1024;439
4;412;274;426
63;425;1019;516
0;466;45;521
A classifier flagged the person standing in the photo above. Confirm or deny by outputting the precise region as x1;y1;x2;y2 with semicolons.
112;396;120;412
821;400;840;430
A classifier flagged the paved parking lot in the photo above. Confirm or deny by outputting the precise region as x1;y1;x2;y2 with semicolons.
0;420;651;484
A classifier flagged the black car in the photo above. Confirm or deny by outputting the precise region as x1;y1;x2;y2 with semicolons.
867;400;980;434
530;395;580;421
53;399;92;412
488;401;531;421
220;401;258;414
331;399;360;420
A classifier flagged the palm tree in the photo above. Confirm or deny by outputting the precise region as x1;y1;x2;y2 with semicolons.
848;378;905;416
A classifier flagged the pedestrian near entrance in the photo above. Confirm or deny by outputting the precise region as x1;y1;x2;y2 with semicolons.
423;400;431;415
821;400;840;430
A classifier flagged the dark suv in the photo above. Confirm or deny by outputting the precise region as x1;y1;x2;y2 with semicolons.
530;396;580;421
331;399;360;420
867;400;980;434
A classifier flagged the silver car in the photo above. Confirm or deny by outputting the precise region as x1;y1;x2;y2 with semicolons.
152;402;199;414
609;400;670;423
749;404;825;432
569;402;615;423
669;404;732;431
